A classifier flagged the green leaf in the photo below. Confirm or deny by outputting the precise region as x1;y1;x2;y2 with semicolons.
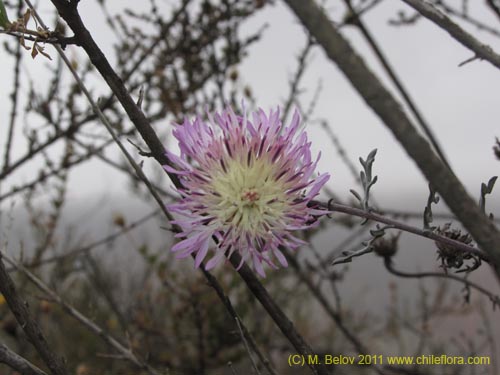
0;0;10;28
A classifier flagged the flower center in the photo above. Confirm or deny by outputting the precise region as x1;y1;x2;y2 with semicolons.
241;189;260;205
206;156;287;235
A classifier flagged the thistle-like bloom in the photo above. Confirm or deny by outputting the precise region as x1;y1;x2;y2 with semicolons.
165;106;329;277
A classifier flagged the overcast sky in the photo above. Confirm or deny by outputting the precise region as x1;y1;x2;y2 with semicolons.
1;0;500;215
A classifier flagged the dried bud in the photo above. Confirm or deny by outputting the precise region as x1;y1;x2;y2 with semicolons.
113;213;126;227
76;364;92;375
243;85;252;98
40;300;52;314
435;223;474;270
255;0;266;8
229;69;239;81
373;234;400;258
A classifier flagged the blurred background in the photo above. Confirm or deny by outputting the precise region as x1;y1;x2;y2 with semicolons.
0;0;499;374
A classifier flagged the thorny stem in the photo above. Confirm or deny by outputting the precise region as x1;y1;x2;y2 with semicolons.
0;28;77;46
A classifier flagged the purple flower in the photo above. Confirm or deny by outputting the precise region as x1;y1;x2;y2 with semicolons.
164;106;329;277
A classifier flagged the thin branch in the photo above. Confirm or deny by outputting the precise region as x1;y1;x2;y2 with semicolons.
321;200;489;262
401;0;500;70
25;0;174;223
2;0;23;172
0;343;48;375
344;0;452;170
46;0;181;187
282;249;373;360
383;257;500;307
227;252;331;375
27;208;160;268
0;133;132;203
434;0;500;38
486;0;500;22
235;317;261;375
2;252;163;375
0;0;188;183
319;120;360;186
200;266;278;375
0;252;68;375
200;266;277;375
0;29;77;46
282;36;314;125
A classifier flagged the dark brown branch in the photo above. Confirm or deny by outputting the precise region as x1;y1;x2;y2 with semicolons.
2;0;23;172
0;30;78;46
0;252;68;375
283;0;500;281
0;343;48;375
227;253;332;375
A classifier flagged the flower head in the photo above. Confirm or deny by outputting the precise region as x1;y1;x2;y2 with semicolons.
165;106;329;277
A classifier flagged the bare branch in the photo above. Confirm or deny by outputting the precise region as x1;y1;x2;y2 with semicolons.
200;266;278;375
0;343;48;375
321;200;489;262
2;0;23;172
343;0;451;169
2;252;163;375
0;252;68;375
383;257;500;307
401;0;500;70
